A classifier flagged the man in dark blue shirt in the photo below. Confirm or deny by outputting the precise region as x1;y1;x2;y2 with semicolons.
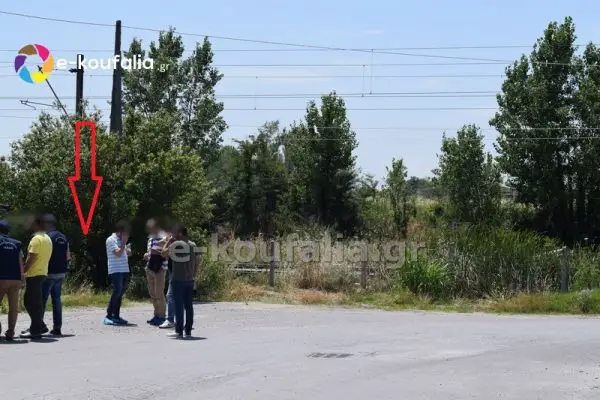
41;214;70;336
0;219;24;341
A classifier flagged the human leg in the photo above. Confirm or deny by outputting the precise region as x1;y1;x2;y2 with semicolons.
5;281;20;339
172;280;185;336
145;269;159;323
183;281;194;335
106;273;124;319
50;278;64;332
114;273;128;322
155;269;166;319
23;276;45;336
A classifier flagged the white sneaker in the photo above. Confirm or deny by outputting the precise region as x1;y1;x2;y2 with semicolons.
159;320;175;329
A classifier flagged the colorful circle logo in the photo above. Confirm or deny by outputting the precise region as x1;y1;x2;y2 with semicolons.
14;44;54;84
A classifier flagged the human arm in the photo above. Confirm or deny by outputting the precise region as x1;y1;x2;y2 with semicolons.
108;235;128;257
143;238;151;261
19;250;25;282
161;236;175;258
23;236;40;274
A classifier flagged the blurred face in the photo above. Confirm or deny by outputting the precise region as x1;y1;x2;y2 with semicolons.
146;220;158;235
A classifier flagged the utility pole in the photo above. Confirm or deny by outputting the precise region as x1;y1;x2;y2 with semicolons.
69;54;84;117
110;20;123;135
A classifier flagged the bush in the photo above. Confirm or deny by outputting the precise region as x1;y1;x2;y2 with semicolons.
397;253;452;300
422;225;562;297
194;259;233;300
570;247;600;290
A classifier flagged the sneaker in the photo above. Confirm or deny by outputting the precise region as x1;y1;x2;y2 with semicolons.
50;328;62;336
167;332;183;339
103;317;115;326
20;332;42;340
184;332;192;339
113;317;128;325
5;329;14;341
159;320;174;329
21;326;48;335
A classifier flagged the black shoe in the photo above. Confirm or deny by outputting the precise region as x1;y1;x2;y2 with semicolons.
20;332;42;340
41;326;49;335
50;328;62;336
5;329;14;341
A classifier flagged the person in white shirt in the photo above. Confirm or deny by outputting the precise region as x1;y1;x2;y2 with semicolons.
104;220;131;326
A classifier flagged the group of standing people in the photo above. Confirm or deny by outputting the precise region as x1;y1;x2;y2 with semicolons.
0;214;198;341
104;218;198;339
0;214;69;340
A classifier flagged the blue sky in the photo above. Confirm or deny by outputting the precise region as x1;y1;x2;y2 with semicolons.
0;1;598;181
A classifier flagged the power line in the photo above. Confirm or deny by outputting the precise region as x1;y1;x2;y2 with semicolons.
0;46;583;52
0;61;511;67
0;106;497;112
0;92;501;101
1;118;598;132
0;73;506;79
0;10;591;67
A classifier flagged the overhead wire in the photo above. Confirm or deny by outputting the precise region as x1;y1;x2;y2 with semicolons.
0;10;595;67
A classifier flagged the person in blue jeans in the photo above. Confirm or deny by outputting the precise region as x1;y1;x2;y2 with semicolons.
104;220;132;325
41;214;70;336
162;224;197;339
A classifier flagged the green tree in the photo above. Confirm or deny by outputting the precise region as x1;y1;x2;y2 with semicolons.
489;17;596;242
385;158;414;237
433;124;501;224
283;93;359;235
123;30;227;168
8;110;212;288
230;122;287;236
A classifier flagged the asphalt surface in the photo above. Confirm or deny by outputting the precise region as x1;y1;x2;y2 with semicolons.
2;303;600;400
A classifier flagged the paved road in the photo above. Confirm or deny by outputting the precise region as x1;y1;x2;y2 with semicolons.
2;303;600;399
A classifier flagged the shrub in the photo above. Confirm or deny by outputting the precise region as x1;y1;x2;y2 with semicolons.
397;252;452;300
570;247;600;290
422;225;562;297
194;259;233;300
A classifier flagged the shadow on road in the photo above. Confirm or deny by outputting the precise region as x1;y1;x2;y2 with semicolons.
28;337;59;343
0;339;28;345
51;334;76;338
184;336;207;341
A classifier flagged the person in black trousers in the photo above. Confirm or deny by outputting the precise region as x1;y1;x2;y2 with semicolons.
162;224;197;339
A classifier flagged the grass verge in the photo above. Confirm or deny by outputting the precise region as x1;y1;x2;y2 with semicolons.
2;281;600;315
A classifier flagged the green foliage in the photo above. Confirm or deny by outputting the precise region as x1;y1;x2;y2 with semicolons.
397;253;452;300
433;124;502;224
490;17;600;243
194;259;233;300
123;30;226;168
282;92;360;235
423;225;563;297
384;158;415;237
7;110;212;288
229;122;288;236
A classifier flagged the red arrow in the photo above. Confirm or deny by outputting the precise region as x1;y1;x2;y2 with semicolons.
68;121;103;236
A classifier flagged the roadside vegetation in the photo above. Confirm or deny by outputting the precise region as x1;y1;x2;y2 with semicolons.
3;17;600;316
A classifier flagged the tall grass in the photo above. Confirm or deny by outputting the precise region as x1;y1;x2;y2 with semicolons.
413;225;563;297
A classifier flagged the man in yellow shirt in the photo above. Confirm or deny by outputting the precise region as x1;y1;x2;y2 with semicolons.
20;214;53;340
